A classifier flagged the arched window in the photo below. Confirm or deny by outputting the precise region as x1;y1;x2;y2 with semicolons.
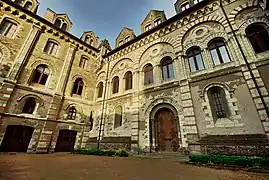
22;98;36;114
89;111;94;131
144;64;153;85
246;24;269;53
24;1;33;10
124;71;132;90
79;57;88;69
54;19;61;28
112;76;119;94
61;23;67;31
16;0;23;6
97;82;103;98
68;107;76;120
72;78;84;96
208;86;229;119
161;57;174;80
187;47;205;72
209;39;230;65
114;106;123;128
0;20;18;38
44;40;59;56
32;65;50;85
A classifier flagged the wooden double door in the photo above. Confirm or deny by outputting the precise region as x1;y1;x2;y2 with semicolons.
155;108;180;152
0;125;34;152
55;130;77;152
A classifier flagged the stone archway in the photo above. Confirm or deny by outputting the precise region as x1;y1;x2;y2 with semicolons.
149;103;181;152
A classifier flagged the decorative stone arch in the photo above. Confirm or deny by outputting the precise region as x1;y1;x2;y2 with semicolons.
136;39;176;64
177;18;229;48
200;82;235;99
183;41;205;55
144;100;182;152
228;0;259;28
15;94;43;114
96;70;106;81
64;103;84;114
30;60;56;76
71;74;87;86
109;58;134;76
238;16;269;35
204;33;229;47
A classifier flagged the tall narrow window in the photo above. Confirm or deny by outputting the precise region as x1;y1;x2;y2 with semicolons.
68;107;76;120
187;47;205;72
44;40;59;56
154;19;161;26
85;36;90;44
24;2;33;10
181;2;190;11
144;64;154;85
32;65;50;85
79;57;88;69
208;87;229;119
145;24;152;31
209;39;230;66
97;82;103;98
124;71;132;90
114;106;123;129
54;19;62;28
246;24;269;53
125;36;130;42
161;57;174;80
61;23;67;31
112;76;119;94
89;112;94;131
0;20;18;38
22;98;36;114
72;78;84;96
119;40;123;46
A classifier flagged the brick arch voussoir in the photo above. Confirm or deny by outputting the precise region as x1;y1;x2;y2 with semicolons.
228;0;259;28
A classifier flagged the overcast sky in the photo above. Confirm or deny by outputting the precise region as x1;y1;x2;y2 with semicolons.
37;0;176;48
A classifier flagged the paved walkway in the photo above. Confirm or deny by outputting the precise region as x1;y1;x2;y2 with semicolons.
0;154;268;180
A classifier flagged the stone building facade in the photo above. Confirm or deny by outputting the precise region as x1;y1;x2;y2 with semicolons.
0;0;269;155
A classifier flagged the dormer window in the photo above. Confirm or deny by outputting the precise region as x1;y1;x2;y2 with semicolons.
119;40;123;46
145;24;152;31
194;0;202;4
181;2;190;11
54;18;68;31
24;1;33;10
125;36;130;43
154;19;161;27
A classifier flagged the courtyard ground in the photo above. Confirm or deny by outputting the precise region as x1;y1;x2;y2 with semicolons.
0;154;268;180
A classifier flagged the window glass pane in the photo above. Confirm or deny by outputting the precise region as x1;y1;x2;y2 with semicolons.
40;74;48;85
0;22;9;35
210;49;220;65
168;64;174;78
6;24;17;38
162;66;168;80
32;71;41;83
189;57;196;72
219;46;230;63
51;44;58;55
196;54;205;70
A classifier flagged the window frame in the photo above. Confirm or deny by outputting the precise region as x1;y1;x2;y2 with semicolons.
246;23;269;53
181;2;190;11
112;76;120;94
44;40;59;56
97;82;104;98
67;107;77;120
22;98;36;114
124;71;133;90
0;19;18;38
145;24;152;31
208;39;231;66
72;78;84;96
114;106;123;129
24;1;33;10
79;57;89;69
161;57;175;80
31;65;50;85
187;47;205;72
144;64;154;85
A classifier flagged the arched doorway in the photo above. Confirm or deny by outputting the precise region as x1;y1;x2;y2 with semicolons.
55;130;77;152
150;105;181;152
0;125;34;152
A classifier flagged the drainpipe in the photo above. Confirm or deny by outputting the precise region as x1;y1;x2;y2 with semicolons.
219;0;269;118
97;56;110;149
